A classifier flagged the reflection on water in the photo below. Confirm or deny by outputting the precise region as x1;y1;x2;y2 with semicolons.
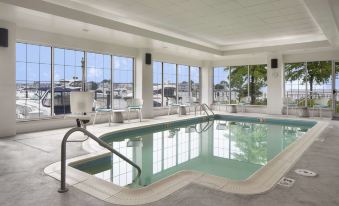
74;120;309;187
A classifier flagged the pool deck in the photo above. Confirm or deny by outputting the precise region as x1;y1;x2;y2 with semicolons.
1;112;339;205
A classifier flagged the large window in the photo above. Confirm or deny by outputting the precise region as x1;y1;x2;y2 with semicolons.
163;63;177;106
153;61;163;107
16;42;135;120
153;61;200;107
87;52;111;109
284;61;332;106
213;67;230;103
190;66;200;102
214;64;267;105
177;65;189;104
16;43;52;119
54;48;84;115
113;56;134;109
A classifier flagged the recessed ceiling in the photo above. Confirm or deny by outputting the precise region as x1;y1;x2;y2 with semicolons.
0;0;338;59
44;0;325;47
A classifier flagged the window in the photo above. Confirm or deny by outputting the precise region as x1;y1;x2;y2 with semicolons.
153;61;200;107
284;62;308;103
153;61;163;107
230;66;248;103
284;61;332;107
163;63;177;106
248;65;267;105
213;67;230;103
190;66;200;103
214;65;267;105
16;43;52;120
87;52;111;109
113;56;134;109
54;48;84;115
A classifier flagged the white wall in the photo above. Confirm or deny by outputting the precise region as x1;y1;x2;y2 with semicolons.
0;20;16;138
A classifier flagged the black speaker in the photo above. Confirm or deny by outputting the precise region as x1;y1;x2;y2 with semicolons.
0;28;8;47
271;58;278;69
145;53;152;65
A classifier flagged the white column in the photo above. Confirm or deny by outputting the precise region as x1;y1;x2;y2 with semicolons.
267;53;284;114
0;21;16;138
135;49;153;118
201;61;213;105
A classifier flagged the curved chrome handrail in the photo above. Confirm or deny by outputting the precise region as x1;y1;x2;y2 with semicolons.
58;127;141;193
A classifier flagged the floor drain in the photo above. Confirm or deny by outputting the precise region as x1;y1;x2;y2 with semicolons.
278;177;295;187
295;169;317;177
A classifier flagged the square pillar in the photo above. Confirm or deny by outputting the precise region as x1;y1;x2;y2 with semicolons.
135;49;153;118
201;61;213;106
267;53;284;114
0;21;16;138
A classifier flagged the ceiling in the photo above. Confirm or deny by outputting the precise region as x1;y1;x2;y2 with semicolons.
0;0;338;59
46;0;324;47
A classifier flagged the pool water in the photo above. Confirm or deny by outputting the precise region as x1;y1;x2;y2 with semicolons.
71;115;315;188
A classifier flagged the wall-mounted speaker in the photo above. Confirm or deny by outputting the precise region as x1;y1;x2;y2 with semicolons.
271;58;278;69
145;53;152;65
0;28;8;47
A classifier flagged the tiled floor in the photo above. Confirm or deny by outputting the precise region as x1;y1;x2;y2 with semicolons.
1;113;339;206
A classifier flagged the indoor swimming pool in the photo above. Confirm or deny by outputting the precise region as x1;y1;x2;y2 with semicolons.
70;115;316;188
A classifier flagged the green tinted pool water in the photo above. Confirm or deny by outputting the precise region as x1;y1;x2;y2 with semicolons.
71;115;315;188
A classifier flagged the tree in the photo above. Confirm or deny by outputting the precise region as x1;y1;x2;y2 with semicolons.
229;66;248;102
285;61;332;98
228;65;267;104
249;65;267;104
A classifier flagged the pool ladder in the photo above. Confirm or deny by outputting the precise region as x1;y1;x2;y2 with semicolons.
58;126;141;193
195;103;215;118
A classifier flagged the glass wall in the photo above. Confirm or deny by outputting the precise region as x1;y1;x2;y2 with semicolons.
113;56;134;109
16;42;135;120
190;66;200;103
248;65;267;105
284;61;332;107
16;43;52;119
153;61;200;107
87;52;111;109
177;65;189;104
213;67;229;103
214;64;267;105
54;48;84;115
163;63;177;106
153;61;163;107
230;66;248;103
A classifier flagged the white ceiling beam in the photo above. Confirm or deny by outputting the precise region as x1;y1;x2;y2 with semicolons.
302;0;339;47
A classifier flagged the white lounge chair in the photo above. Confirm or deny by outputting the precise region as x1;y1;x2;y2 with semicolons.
127;98;143;122
312;97;329;117
92;100;113;126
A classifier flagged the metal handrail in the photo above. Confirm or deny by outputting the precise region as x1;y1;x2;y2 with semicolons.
201;103;215;116
58;127;142;193
194;119;213;133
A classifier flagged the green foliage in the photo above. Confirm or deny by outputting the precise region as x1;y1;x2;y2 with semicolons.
285;61;332;93
228;65;267;104
229;123;268;165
